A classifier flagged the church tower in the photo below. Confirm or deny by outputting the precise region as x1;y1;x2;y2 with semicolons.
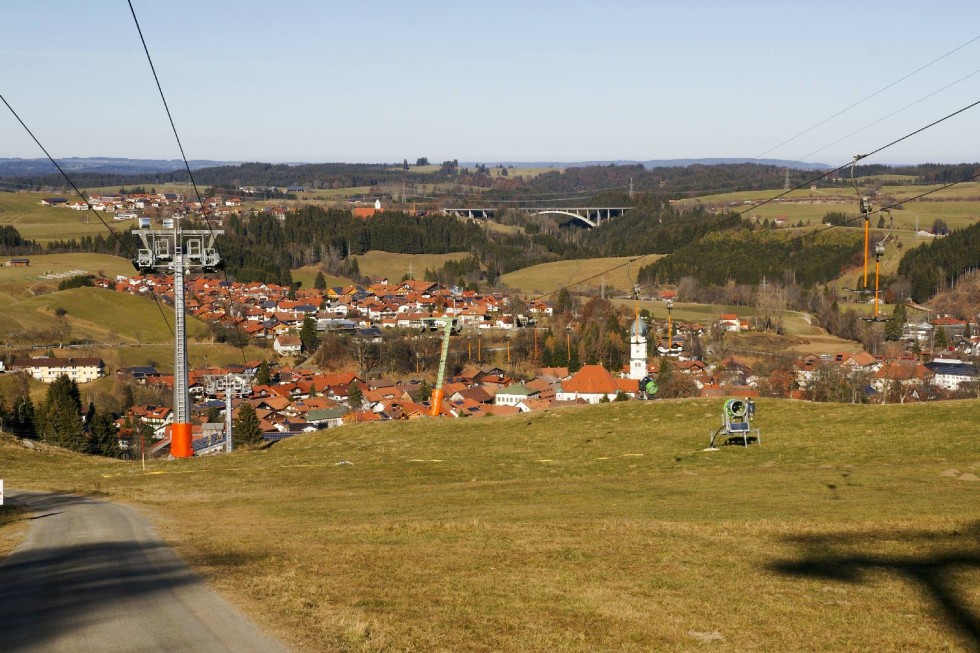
628;316;648;380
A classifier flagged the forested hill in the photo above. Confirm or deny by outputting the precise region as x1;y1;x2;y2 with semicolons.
212;201;747;286
7;160;978;200
638;229;863;287
898;221;980;302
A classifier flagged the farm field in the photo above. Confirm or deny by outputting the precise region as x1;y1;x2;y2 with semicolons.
1;398;977;652
0;286;210;345
353;250;472;283
683;181;980;231
612;299;864;355
290;266;351;291
502;256;660;296
0;253;136;300
0;191;122;243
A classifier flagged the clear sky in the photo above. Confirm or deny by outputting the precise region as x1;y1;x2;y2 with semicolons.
1;1;979;166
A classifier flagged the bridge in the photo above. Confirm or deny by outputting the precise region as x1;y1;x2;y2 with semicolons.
441;206;634;228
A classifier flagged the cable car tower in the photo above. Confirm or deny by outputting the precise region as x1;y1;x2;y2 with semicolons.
850;155;874;290
862;210;894;323
204;372;251;453
133;216;222;458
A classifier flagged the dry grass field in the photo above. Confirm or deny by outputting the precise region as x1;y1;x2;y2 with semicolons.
1;398;977;652
354;250;472;283
290;266;351;291
681;181;980;232
0;253;135;301
0;192;124;243
502;256;660;296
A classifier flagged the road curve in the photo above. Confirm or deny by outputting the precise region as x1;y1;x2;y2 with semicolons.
0;490;289;653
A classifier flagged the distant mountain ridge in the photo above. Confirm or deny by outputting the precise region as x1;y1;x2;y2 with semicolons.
464;158;832;171
0;157;237;177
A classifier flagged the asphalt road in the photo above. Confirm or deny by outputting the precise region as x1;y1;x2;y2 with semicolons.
0;490;290;653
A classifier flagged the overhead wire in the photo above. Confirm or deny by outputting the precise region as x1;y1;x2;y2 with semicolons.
688;170;980;289
796;66;980;163
754;32;980;160
0;90;176;338
528;96;980;301
127;0;249;365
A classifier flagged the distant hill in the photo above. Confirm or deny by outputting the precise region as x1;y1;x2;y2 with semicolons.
0;157;236;177
463;158;832;171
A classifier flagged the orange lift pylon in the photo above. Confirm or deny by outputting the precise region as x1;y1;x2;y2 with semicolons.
851;154;873;289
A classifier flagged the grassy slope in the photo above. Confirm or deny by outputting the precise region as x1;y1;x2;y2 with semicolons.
2;399;978;652
4;286;210;344
681;182;980;231
353;250;470;283
502;256;659;296
291;266;351;291
0;192;122;243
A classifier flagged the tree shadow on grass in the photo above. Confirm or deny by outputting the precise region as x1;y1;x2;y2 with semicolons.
770;522;980;649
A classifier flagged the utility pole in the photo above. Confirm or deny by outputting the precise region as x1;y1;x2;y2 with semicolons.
628;177;634;200
133;216;222;458
784;166;790;191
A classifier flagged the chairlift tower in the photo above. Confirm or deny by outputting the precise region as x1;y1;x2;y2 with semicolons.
204;372;251;453
133;217;223;458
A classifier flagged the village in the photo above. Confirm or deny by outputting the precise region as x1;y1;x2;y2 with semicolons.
8;266;978;456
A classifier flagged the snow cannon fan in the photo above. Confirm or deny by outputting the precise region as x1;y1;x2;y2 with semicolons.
708;398;760;449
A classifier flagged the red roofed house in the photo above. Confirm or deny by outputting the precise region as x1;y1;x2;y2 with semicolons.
556;364;637;403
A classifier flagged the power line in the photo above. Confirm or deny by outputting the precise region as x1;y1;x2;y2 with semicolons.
755;32;980;160
689;169;980;285
127;0;249;365
797;66;980;163
0;90;175;338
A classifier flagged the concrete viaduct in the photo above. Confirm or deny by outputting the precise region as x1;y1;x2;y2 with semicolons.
440;206;634;228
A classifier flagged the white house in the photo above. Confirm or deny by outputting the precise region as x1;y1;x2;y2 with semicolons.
925;358;978;391
12;357;105;383
273;335;303;355
494;383;538;406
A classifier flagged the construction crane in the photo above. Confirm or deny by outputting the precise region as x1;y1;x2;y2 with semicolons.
424;317;460;417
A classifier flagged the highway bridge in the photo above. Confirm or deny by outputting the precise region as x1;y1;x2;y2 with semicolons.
441;206;634;228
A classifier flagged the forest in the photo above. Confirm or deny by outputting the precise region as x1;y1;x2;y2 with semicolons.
897;220;980;302
638;228;864;287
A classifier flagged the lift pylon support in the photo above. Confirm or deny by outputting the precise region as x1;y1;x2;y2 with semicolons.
133;217;223;458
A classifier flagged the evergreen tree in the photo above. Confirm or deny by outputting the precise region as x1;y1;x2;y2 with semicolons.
348;381;364;409
233;403;262;446
934;326;948;351
884;302;906;341
39;374;86;452
206;405;221;423
417;381;431;402
314;271;327;290
300;315;319;353
255;360;272;386
89;409;120;458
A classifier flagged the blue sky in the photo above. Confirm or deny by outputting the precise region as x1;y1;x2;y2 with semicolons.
1;1;979;165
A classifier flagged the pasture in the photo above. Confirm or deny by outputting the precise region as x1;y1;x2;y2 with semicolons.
502;256;659;296
1;398;977;652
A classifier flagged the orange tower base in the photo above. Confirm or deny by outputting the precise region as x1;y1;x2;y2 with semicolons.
171;422;193;458
429;388;444;417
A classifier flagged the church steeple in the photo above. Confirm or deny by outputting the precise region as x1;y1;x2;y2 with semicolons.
628;316;648;380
